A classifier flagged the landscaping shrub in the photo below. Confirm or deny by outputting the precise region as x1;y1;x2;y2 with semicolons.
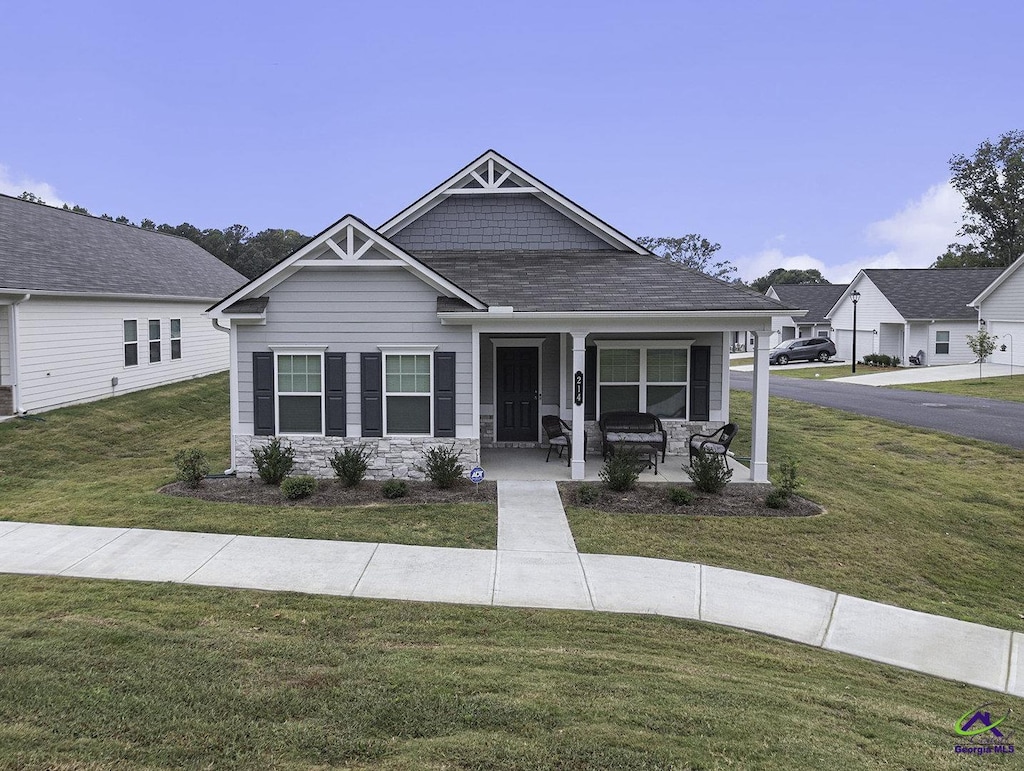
684;450;732;494
862;353;900;368
667;486;694;506
422;444;465;489
252;438;295;486
330;445;373;487
599;448;644;492
765;488;790;509
281;475;316;500
778;458;800;497
577;483;600;505
173;447;209;489
382;479;408;499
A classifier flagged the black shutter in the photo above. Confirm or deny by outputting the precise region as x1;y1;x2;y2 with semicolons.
253;352;275;436
689;345;711;421
361;352;383;437
584;346;597;421
434;351;456;437
325;352;346;437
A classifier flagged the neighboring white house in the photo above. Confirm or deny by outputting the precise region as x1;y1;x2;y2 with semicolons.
969;254;1024;368
208;150;799;482
766;283;848;348
0;194;246;415
826;268;1003;366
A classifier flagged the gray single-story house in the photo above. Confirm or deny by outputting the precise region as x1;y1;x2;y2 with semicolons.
208;151;799;481
766;283;849;348
0;194;246;415
969;254;1024;368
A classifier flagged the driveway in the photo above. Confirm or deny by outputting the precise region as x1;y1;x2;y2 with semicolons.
730;370;1024;450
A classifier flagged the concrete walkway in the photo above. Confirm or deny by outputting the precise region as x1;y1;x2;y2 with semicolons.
0;517;1021;697
831;362;1014;386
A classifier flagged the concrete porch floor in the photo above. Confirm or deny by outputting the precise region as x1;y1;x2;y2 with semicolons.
479;448;753;483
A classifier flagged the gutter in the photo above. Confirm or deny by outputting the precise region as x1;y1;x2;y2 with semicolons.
7;294;30;414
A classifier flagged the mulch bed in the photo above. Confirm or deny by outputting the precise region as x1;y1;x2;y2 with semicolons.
162;477;497;507
556;482;822;517
163;476;820;517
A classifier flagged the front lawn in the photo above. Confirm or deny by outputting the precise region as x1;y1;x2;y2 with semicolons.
0;574;1006;769
768;363;892;379
0;374;495;549
891;376;1024;403
569;390;1024;630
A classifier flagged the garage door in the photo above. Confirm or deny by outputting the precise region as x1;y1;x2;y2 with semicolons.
990;322;1024;366
833;329;875;363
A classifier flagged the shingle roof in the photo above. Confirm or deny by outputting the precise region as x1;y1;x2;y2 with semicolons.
414;251;792;313
223;297;270;314
0;194;246;299
768;283;849;323
863;268;1004;320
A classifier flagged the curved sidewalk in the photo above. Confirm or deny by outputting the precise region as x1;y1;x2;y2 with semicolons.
0;513;1020;698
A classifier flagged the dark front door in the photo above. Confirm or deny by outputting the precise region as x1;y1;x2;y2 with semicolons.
496;347;539;441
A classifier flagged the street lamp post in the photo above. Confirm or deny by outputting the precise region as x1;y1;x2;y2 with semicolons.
851;290;861;374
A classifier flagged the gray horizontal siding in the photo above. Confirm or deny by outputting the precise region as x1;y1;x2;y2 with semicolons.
390;194;611;251
236;268;471;432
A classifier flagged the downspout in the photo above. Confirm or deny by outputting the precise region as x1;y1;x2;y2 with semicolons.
212;318;237;474
9;294;30;414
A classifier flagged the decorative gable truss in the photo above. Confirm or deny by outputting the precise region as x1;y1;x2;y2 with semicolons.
379;149;649;254
207;215;486;319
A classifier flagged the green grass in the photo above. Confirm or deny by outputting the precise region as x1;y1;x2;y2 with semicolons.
891;376;1024;403
0;374;495;549
570;390;1024;630
728;356;753;366
0;574;1010;770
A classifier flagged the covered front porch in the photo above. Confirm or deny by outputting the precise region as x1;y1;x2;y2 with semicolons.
480;447;753;483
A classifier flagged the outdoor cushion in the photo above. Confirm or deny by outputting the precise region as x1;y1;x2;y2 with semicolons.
548;436;568;446
607;431;663;443
690;439;726;454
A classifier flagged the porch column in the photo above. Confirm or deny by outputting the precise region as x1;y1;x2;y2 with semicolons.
570;331;588;480
749;331;771;482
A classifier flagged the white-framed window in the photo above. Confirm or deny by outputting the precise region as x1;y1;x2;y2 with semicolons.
170;319;181;360
383;351;432;435
123;320;138;367
597;341;692;419
276;352;323;434
148;319;161;363
935;330;950;355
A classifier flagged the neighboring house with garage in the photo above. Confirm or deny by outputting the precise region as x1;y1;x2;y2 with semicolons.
0;194;246;415
969;254;1024;367
765;283;849;349
826;268;1003;366
207;150;800;482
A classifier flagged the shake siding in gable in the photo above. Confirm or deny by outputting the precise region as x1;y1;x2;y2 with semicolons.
15;296;229;413
234;268;472;432
388;194;612;251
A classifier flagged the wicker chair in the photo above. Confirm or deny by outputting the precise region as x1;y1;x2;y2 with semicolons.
688;423;738;468
542;416;584;466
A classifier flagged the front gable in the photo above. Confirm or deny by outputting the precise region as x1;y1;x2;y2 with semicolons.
380;150;647;253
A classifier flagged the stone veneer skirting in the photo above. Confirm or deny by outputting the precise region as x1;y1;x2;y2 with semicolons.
236;435;481;481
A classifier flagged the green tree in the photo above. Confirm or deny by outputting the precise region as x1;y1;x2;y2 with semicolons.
749;267;829;294
636;234;737;281
18;191;45;204
966;328;999;379
935;130;1024;269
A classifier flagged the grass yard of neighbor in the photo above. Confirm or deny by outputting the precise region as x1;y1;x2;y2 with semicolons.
891;375;1024;403
767;363;892;379
0;574;1007;770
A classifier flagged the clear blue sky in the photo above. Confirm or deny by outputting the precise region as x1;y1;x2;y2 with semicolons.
3;1;1021;282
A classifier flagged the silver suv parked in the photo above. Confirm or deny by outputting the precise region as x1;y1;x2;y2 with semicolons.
769;337;837;365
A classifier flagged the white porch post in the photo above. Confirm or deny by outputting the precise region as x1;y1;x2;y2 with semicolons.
570;331;588;480
750;331;771;482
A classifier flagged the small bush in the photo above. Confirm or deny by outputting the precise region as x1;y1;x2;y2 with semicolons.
684;450;733;494
281;475;317;500
892;356;901;366
382;479;408;499
173;447;209;489
422;444;465;489
600;448;645;492
577;483;600;505
667;486;694;506
765;488;790;509
778;458;800;497
252;438;295;485
330;445;373;487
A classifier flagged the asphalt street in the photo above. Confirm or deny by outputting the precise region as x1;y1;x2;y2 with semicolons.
730;371;1024;450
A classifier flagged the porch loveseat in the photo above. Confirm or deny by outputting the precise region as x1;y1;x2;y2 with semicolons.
598;411;668;462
